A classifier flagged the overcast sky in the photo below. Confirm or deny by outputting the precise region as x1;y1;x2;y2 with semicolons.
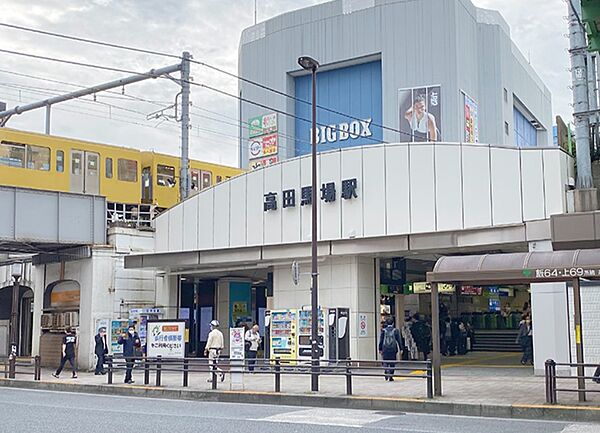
1;0;569;167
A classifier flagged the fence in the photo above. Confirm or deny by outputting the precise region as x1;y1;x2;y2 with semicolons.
545;359;600;404
105;356;433;398
2;356;41;380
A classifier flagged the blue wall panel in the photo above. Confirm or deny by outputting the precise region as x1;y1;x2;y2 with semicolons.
295;61;383;156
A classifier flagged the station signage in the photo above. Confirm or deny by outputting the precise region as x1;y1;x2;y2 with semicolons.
524;267;600;279
412;282;455;294
263;178;358;211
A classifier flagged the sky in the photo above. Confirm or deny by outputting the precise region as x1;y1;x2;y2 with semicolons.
0;0;569;168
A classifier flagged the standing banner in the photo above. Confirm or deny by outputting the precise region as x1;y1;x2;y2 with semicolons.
462;91;479;143
398;85;442;142
230;327;245;360
146;320;186;359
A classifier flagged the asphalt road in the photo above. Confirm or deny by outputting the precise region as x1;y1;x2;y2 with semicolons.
0;387;597;433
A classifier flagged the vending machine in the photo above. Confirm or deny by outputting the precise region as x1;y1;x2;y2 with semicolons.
328;307;350;361
297;308;325;361
269;309;297;361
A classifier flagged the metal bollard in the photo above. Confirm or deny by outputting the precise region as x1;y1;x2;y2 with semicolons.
345;359;353;396
144;358;150;385
275;358;281;393
550;360;557;405
211;367;217;390
156;356;162;387
183;359;189;387
544;359;552;404
107;355;113;384
8;356;16;379
34;355;41;381
426;362;433;399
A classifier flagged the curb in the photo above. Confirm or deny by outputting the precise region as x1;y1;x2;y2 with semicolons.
1;378;599;423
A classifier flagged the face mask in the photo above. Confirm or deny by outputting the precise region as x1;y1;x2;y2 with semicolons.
129;330;134;335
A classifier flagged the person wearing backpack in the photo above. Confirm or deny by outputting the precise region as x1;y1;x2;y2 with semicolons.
378;317;404;381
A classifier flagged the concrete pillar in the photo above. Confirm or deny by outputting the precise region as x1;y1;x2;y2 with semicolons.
529;240;570;374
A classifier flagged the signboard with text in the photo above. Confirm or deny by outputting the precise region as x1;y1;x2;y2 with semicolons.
147;320;186;359
250;155;279;171
249;113;278;138
249;133;278;160
462;91;479;143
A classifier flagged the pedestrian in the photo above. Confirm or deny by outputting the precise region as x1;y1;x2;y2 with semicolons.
410;314;431;360
244;324;261;372
118;325;141;384
379;317;404;381
94;327;109;375
449;318;460;356
204;320;225;383
457;321;468;355
52;327;78;379
516;315;533;365
442;317;451;356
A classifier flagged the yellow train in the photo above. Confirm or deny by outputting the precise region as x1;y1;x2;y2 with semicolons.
0;128;243;210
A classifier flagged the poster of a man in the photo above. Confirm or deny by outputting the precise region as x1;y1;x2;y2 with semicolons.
398;86;442;142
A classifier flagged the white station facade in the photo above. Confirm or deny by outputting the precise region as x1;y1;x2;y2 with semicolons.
126;0;580;372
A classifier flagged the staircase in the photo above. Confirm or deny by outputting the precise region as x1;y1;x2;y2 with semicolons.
471;330;521;352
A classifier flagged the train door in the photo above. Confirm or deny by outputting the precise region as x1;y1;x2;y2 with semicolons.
141;167;152;203
70;150;99;194
84;151;99;195
70;150;84;193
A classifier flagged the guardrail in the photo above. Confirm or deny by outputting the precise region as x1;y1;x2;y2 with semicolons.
545;359;600;404
105;356;433;398
2;356;41;380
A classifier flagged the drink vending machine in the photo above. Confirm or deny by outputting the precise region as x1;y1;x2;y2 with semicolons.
269;309;297;362
297;308;325;360
328;307;350;362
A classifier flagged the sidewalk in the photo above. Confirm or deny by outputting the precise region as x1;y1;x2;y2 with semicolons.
3;352;600;422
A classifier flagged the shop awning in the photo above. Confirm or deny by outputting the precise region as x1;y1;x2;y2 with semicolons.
426;248;600;285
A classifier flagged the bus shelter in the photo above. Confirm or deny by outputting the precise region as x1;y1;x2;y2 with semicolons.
426;249;600;398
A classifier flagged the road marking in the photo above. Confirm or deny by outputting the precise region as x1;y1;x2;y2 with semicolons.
561;424;600;433
255;408;395;428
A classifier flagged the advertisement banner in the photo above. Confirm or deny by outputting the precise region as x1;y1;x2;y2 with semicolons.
249;133;278;160
249;113;278;138
462;91;479;143
398;85;442;142
230;327;245;360
412;282;455;294
147;320;185;359
110;320;132;354
249;155;278;171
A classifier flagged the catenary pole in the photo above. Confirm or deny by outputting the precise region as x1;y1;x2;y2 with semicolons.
569;0;593;188
180;51;191;201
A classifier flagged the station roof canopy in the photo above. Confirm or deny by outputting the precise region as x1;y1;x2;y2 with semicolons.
426;249;600;285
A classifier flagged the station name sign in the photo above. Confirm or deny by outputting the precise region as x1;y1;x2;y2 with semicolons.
264;178;358;211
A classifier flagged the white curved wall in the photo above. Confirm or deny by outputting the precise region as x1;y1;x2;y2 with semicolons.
155;143;573;253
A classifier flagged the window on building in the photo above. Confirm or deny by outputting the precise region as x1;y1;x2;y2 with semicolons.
0;141;25;168
25;144;50;170
513;107;538;147
117;158;138;182
157;164;176;187
216;175;223;183
56;150;64;172
106;157;113;178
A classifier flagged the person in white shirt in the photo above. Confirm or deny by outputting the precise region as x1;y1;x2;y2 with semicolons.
204;320;225;382
404;95;438;141
244;324;261;372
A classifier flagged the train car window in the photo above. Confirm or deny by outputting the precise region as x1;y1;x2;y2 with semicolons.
157;164;176;187
106;157;113;178
201;171;212;190
56;150;64;172
216;175;223;183
0;141;25;168
26;144;50;171
117;158;138;182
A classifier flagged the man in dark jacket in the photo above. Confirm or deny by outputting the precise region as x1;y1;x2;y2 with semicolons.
379;317;404;381
94;327;108;375
118;325;141;384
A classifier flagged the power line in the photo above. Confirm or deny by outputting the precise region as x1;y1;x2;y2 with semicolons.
0;21;416;140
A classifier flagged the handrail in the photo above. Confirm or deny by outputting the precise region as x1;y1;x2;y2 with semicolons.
2;356;41;380
544;359;600;404
104;355;433;399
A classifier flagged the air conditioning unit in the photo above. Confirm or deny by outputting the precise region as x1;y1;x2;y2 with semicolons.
51;313;62;329
41;313;53;329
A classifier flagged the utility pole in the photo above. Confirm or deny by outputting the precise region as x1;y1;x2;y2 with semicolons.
180;51;191;201
569;0;594;189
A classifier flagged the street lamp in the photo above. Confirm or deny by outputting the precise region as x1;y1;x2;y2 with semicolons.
298;55;320;392
10;263;23;363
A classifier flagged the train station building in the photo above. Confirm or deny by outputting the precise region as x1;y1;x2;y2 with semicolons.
124;0;584;373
